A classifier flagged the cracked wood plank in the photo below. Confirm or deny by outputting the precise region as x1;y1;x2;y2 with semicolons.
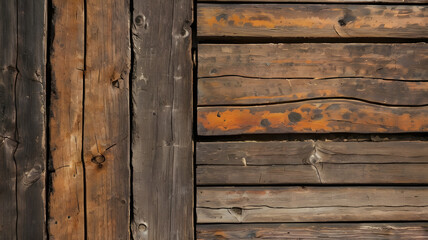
84;0;130;238
198;77;428;106
6;0;48;239
48;0;85;239
198;4;428;38
197;187;428;223
0;1;18;238
198;100;428;135
198;43;428;80
131;0;194;238
196;223;428;239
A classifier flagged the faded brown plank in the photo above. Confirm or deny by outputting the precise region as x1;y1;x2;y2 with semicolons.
197;187;428;223
198;100;428;135
198;43;428;80
199;77;428;106
0;0;17;238
84;0;130;239
197;141;428;165
14;0;47;239
131;0;194;238
198;4;428;38
197;223;428;239
197;164;428;184
48;0;85;239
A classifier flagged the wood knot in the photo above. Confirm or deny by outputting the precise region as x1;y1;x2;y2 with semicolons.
138;223;147;232
91;155;105;168
230;207;242;216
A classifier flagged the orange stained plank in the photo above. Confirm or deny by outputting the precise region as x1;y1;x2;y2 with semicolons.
197;100;428;135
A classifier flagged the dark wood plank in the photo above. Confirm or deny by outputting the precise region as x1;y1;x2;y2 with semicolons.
197;187;428;223
198;4;428;38
197;141;428;165
197;223;428;239
197;164;428;184
198;43;428;80
14;1;47;239
48;0;85;239
199;77;428;106
0;1;17;238
131;0;193;238
84;0;130;238
198;100;428;135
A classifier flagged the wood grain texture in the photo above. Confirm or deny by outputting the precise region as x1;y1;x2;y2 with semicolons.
200;0;428;2
48;0;85;239
197;141;428;165
198;4;428;38
198;43;428;80
0;1;18;238
197;187;428;223
197;223;428;239
85;0;130;239
199;77;428;106
14;0;47;239
198;100;428;135
131;0;193;239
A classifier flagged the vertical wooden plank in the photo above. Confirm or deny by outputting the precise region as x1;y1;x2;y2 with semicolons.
14;0;47;239
85;0;131;239
0;1;17;238
48;1;85;239
131;0;193;238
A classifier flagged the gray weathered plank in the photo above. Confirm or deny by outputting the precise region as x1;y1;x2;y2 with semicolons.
198;43;428;80
84;0;130;238
197;187;428;223
198;77;428;106
131;0;194;239
14;0;47;239
197;223;428;239
0;1;18;238
48;0;85;239
198;4;428;38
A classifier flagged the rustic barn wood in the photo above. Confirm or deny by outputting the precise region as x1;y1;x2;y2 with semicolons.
84;0;130;238
131;0;194;239
199;77;428;106
197;223;428;239
198;100;428;135
0;1;18;238
48;0;85;239
199;43;428;80
197;187;428;223
198;4;428;38
1;1;49;239
197;141;428;165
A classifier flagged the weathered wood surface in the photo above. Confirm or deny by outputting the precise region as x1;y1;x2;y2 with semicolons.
197;223;428;239
0;1;18;238
84;0;130;238
198;100;428;135
197;187;428;223
199;77;428;106
197;141;428;165
9;1;48;239
199;43;428;80
131;0;193;239
200;0;428;2
198;4;428;38
48;0;85;239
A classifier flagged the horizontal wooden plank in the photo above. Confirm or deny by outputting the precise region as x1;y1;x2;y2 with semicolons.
197;141;428;165
199;77;428;106
197;223;428;239
198;44;428;80
199;0;428;2
198;4;428;38
197;100;428;135
197;187;428;223
197;164;428;184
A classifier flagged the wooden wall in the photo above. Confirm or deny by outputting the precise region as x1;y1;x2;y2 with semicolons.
0;0;193;239
195;0;428;239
